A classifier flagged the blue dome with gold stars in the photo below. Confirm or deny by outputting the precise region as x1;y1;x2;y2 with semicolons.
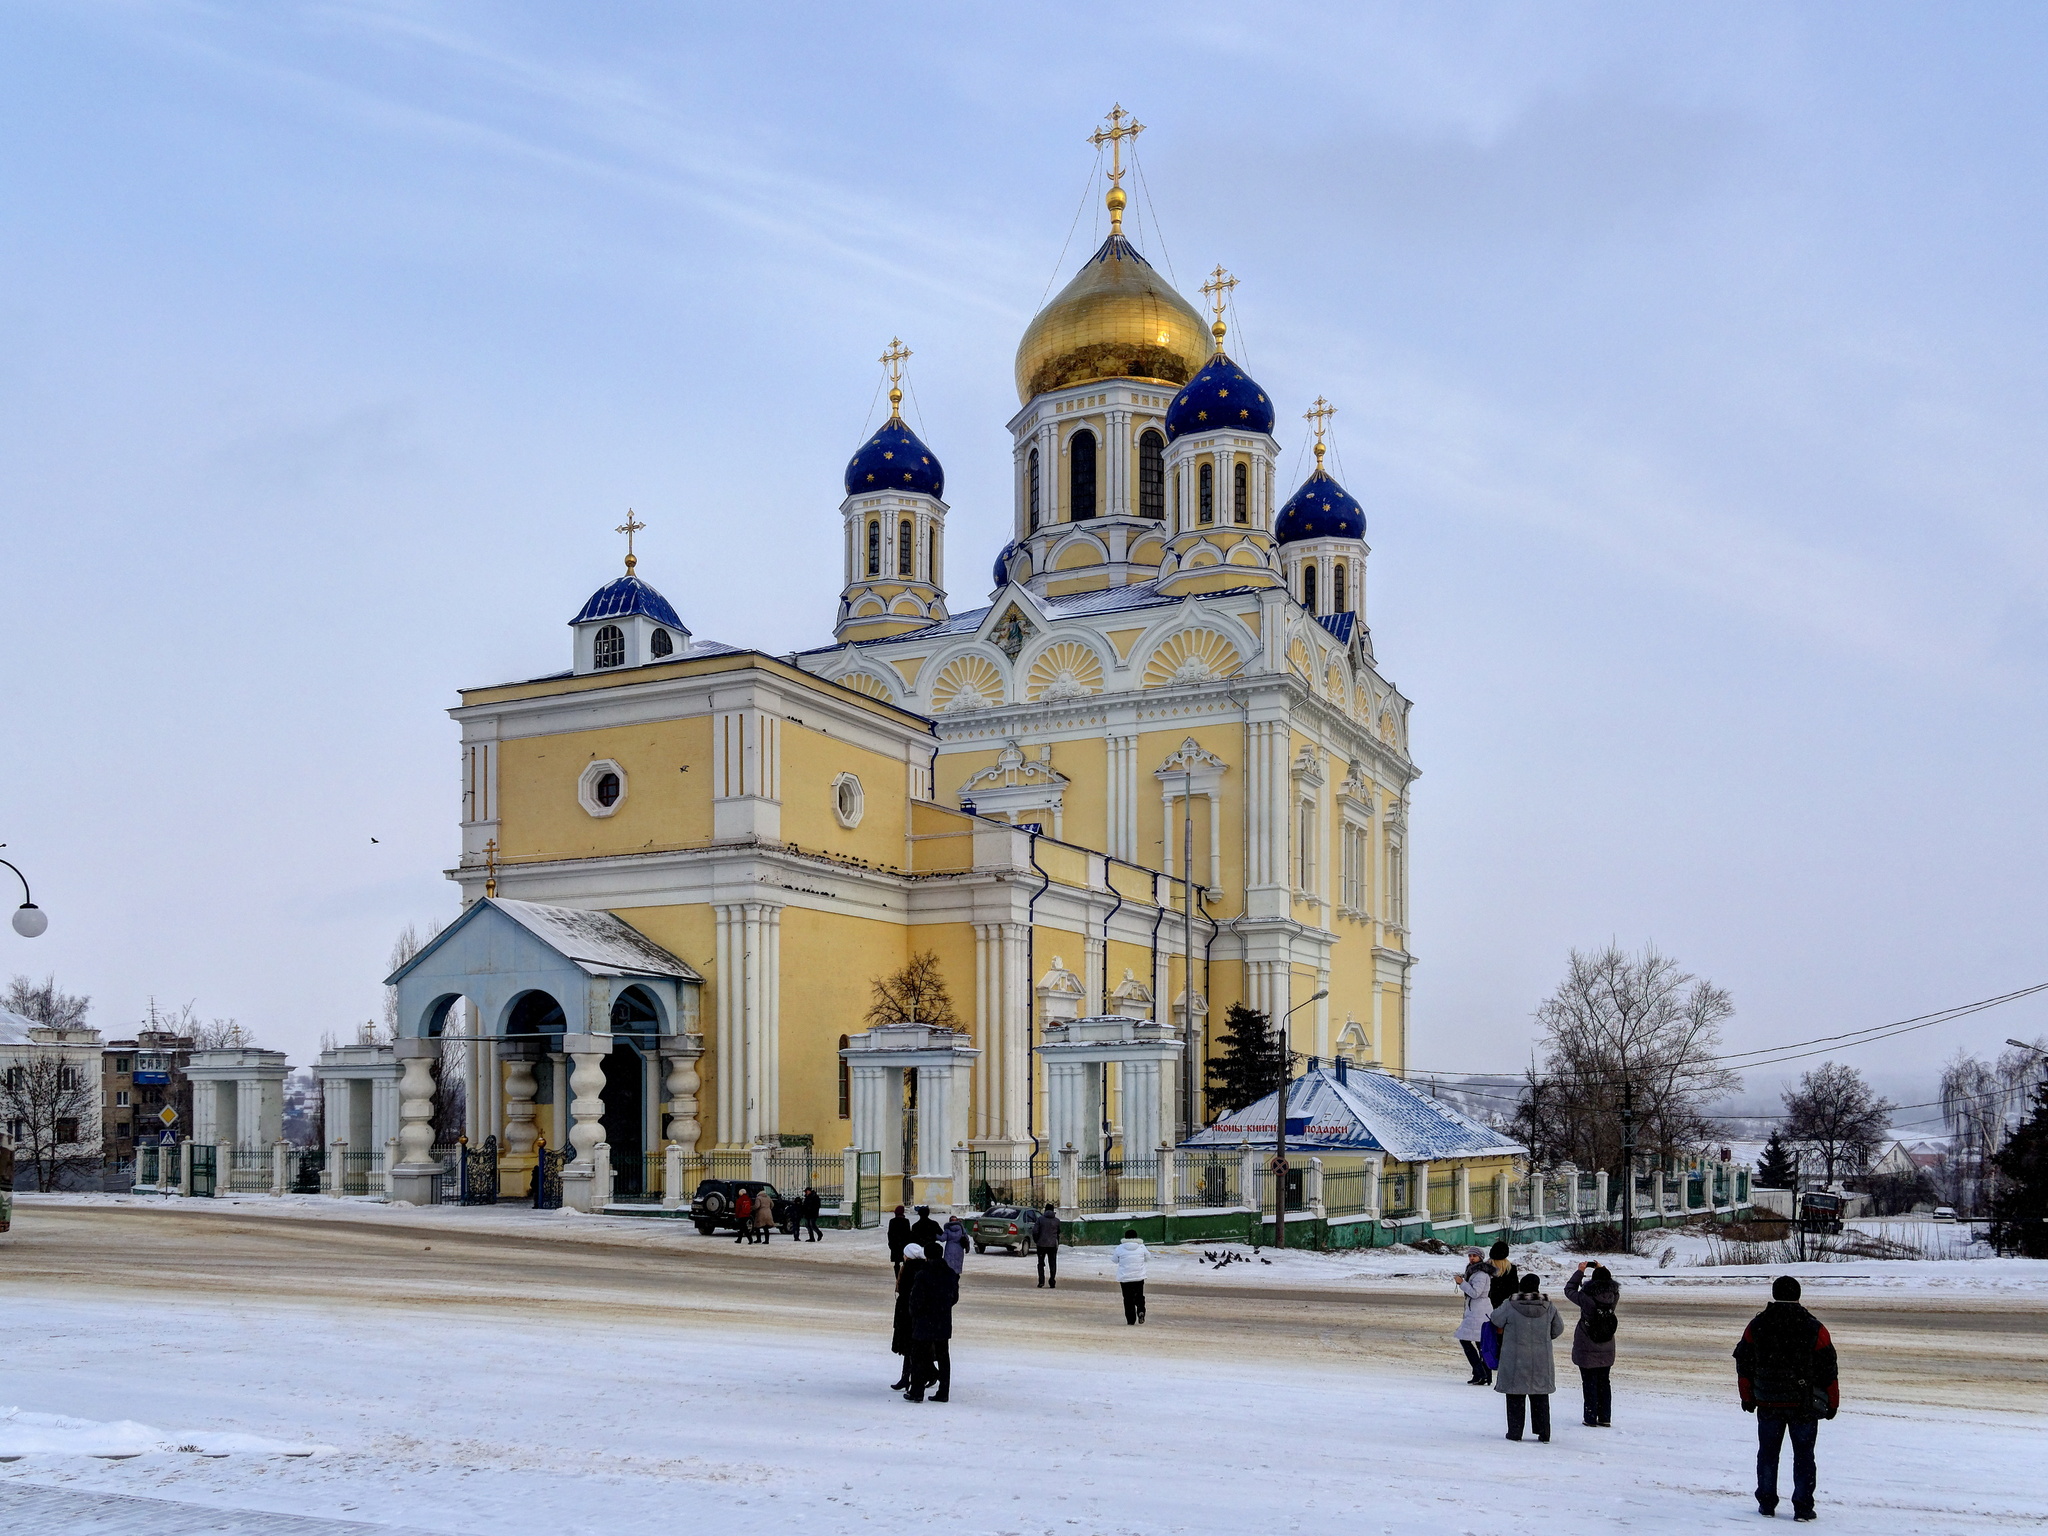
992;540;1017;588
1163;352;1274;441
844;413;944;498
1275;468;1366;545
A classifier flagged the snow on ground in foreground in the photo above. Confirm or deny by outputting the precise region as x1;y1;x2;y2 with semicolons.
25;1193;2047;1298
0;1286;2038;1535
0;1408;329;1459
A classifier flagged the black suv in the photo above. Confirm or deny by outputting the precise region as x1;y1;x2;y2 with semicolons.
688;1178;795;1237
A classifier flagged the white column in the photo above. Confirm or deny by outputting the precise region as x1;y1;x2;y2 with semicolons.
1121;1059;1162;1158
1208;792;1222;892
1002;924;1029;1144
502;1056;538;1159
1595;1169;1610;1219
951;1143;971;1214
1365;1152;1383;1222
1497;1169;1513;1231
387;1040;440;1204
1239;1142;1260;1212
1084;934;1106;1017
566;1045;606;1171
1307;1156;1326;1220
663;1044;703;1152
1058;1142;1079;1218
1413;1159;1433;1226
236;1078;261;1152
1157;1145;1175;1212
1455;1164;1472;1226
1531;1172;1548;1233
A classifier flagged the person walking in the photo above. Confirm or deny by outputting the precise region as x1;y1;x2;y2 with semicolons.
908;1204;943;1258
1113;1227;1149;1325
1033;1203;1061;1289
1735;1276;1839;1521
941;1214;968;1276
733;1187;755;1245
800;1186;823;1242
751;1186;777;1244
1454;1248;1493;1385
1491;1272;1564;1442
1563;1261;1620;1426
906;1244;959;1403
887;1204;911;1275
889;1241;924;1391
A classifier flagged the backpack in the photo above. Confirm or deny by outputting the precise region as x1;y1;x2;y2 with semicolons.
1586;1300;1618;1345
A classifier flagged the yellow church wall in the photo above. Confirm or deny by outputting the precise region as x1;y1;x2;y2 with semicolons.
1133;722;1245;904
776;722;913;867
773;904;911;1147
495;717;714;861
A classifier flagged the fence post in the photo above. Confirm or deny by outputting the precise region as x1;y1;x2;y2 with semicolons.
327;1140;344;1196
1529;1171;1546;1238
1651;1170;1665;1223
950;1144;970;1215
750;1142;770;1184
842;1145;861;1227
1156;1144;1174;1215
1365;1153;1383;1225
180;1139;194;1196
1307;1156;1325;1220
662;1143;684;1211
1238;1141;1259;1217
1058;1143;1079;1220
271;1141;288;1197
1595;1170;1609;1221
1454;1164;1472;1228
384;1137;400;1197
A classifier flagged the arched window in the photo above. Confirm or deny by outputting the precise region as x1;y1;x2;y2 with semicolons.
866;519;880;576
1138;430;1165;519
593;624;625;669
838;1034;851;1119
1302;565;1318;614
1069;430;1097;519
1332;561;1348;614
1233;462;1248;523
609;985;659;1042
898;519;913;576
650;627;674;658
1198;462;1214;524
1028;448;1041;531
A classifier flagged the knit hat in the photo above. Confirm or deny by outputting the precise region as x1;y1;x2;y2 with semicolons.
1772;1275;1801;1301
902;1243;925;1261
1518;1272;1542;1294
1489;1240;1510;1261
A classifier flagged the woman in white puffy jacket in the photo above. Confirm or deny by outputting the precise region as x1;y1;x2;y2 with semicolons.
1113;1228;1149;1325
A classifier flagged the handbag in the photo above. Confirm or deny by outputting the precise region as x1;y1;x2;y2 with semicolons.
1480;1320;1501;1371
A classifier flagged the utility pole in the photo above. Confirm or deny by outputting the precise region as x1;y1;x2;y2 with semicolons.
1272;989;1328;1252
1619;1075;1636;1252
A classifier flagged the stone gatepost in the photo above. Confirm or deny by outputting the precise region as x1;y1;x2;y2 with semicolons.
1595;1169;1610;1218
557;1033;609;1212
1034;1013;1183;1166
186;1048;290;1160
1365;1152;1384;1224
385;1037;442;1205
1530;1172;1547;1236
839;1023;979;1210
1058;1144;1079;1219
1454;1165;1472;1227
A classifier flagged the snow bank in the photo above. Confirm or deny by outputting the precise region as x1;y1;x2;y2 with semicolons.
0;1407;329;1458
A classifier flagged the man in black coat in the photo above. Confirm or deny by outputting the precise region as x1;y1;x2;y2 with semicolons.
800;1186;823;1242
905;1248;959;1403
1033;1204;1061;1288
888;1244;924;1391
1734;1275;1839;1521
908;1204;944;1261
886;1205;911;1276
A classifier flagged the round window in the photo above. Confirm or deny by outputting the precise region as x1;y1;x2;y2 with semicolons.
595;772;622;808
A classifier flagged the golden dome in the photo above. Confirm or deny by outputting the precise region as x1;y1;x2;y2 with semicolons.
1013;232;1207;403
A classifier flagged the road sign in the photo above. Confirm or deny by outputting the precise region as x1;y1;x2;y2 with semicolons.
158;1107;178;1126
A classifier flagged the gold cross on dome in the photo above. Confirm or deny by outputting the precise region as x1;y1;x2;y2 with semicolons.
483;837;499;899
1087;104;1144;187
616;508;645;574
879;337;912;414
1304;397;1336;468
1201;265;1238;352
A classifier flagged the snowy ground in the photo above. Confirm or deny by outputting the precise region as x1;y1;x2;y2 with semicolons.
1;1196;2043;1533
21;1192;2045;1298
2;1286;2042;1535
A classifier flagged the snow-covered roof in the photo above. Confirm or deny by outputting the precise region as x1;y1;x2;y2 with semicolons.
1184;1064;1526;1162
386;898;702;987
0;1009;36;1045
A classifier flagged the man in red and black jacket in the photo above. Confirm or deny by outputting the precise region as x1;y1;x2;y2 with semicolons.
1734;1275;1839;1521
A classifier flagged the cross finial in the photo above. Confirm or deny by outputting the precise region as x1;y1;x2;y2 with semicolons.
483;837;499;899
1087;104;1145;235
1304;397;1336;471
879;336;912;416
616;508;645;575
1200;265;1238;353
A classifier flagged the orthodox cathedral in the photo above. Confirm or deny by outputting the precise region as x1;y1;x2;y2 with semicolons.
384;113;1514;1217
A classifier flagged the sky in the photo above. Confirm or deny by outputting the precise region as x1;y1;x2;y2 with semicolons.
3;2;2045;1126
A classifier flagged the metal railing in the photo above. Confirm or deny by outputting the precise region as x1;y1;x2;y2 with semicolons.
1428;1173;1458;1219
225;1148;271;1193
855;1150;881;1227
1322;1167;1374;1215
1468;1179;1498;1224
1174;1151;1240;1209
969;1153;1054;1212
340;1149;380;1196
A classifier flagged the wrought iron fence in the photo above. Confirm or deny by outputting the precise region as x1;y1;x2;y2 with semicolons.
1428;1173;1458;1219
136;1145;160;1187
704;1150;752;1183
189;1144;217;1198
1254;1166;1307;1213
340;1149;378;1196
226;1148;271;1193
1077;1161;1153;1214
292;1145;324;1194
1173;1150;1241;1209
533;1145;568;1210
1382;1171;1414;1215
460;1136;500;1205
1468;1178;1499;1224
969;1153;1052;1212
1322;1166;1373;1215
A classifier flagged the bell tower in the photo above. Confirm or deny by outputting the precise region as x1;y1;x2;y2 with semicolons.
836;339;951;643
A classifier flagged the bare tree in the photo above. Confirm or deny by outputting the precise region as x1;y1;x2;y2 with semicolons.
188;1018;256;1050
1941;1037;2048;1214
0;1052;102;1191
1515;943;1742;1173
384;921;442;1034
1781;1061;1895;1184
4;975;91;1030
865;951;960;1028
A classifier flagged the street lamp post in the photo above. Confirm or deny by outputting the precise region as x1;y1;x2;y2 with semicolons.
1272;988;1329;1253
1;853;46;937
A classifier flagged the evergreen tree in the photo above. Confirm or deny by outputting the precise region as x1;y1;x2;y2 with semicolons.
1989;1081;2048;1258
1757;1130;1796;1188
1205;1003;1286;1117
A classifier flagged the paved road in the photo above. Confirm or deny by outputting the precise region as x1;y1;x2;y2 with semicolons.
6;1204;2040;1411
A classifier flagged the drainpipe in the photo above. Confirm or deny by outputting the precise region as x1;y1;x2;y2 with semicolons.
1024;833;1052;1161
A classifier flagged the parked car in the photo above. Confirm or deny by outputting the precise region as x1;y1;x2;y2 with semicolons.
688;1179;794;1237
1932;1205;1958;1222
969;1204;1039;1255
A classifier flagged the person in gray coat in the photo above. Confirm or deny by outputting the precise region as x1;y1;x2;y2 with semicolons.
1033;1203;1061;1289
1490;1272;1565;1442
1562;1261;1620;1427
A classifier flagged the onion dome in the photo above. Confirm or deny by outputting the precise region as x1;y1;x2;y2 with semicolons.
844;411;944;498
1275;464;1366;545
992;540;1016;588
1164;352;1274;441
1014;233;1206;403
570;573;685;629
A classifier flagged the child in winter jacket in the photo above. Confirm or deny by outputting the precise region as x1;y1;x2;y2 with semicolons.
1113;1229;1149;1325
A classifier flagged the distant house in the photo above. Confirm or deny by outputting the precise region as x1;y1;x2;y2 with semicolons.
1868;1137;1948;1179
1;1008;106;1190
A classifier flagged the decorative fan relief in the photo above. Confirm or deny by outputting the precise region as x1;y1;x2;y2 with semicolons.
1027;641;1104;702
930;654;1006;714
1142;629;1244;689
